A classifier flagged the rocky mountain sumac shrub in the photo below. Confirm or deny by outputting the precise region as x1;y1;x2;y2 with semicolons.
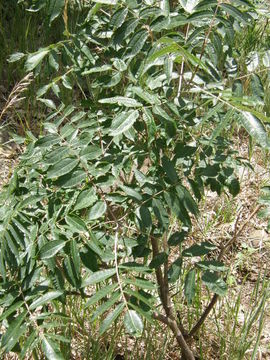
0;1;269;359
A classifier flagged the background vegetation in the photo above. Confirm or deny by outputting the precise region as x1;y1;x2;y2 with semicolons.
0;0;270;359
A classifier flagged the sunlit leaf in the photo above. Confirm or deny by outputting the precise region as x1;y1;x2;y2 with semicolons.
124;310;144;337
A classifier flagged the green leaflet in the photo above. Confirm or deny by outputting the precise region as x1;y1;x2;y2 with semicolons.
82;65;112;75
55;170;86;188
91;291;121;322
79;145;102;161
111;7;128;28
65;215;88;233
160;0;170;16
209;109;234;144
84;283;119;308
25;48;49;71
250;74;264;104
139;205;152;228
64;257;80;288
220;3;250;25
38;98;57;110
179;0;200;13
149;38;208;73
40;240;66;259
99;97;142;107
0;301;24;321
87;201;107;220
71;239;81;278
124;310;143;337
182;242;216;257
99;302;125;335
131;86;161;105
164;191;191;227
41;337;64;360
29;291;63;310
126;30;148;58
168;257;182;283
123;288;154;308
74;188;97;210
48;0;65;24
168;231;187;246
162;156;178;183
152;198;169;230
202;271;227;296
184;269;196;304
127;301;154;324
196;261;227;272
124;277;156;290
113;19;139;45
1;311;27;350
176;185;199;217
19;331;37;360
81;268;116;287
119;184;142;201
93;0;117;4
36;134;60;147
119;262;150;273
149;252;168;269
47;158;79;179
240;112;270;149
8;52;25;63
45;147;70;165
109;110;140;136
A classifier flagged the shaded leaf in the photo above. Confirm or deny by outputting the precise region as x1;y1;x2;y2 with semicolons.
162;156;178;183
196;261;227;272
124;277;156;290
91;291;121;321
1;311;27;350
168;257;182;283
84;283;119;308
184;269;196;304
99;303;125;335
149;252;167;269
29;291;63;310
202;271;227;296
182;242;216;257
168;231;187;246
48;0;65;24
